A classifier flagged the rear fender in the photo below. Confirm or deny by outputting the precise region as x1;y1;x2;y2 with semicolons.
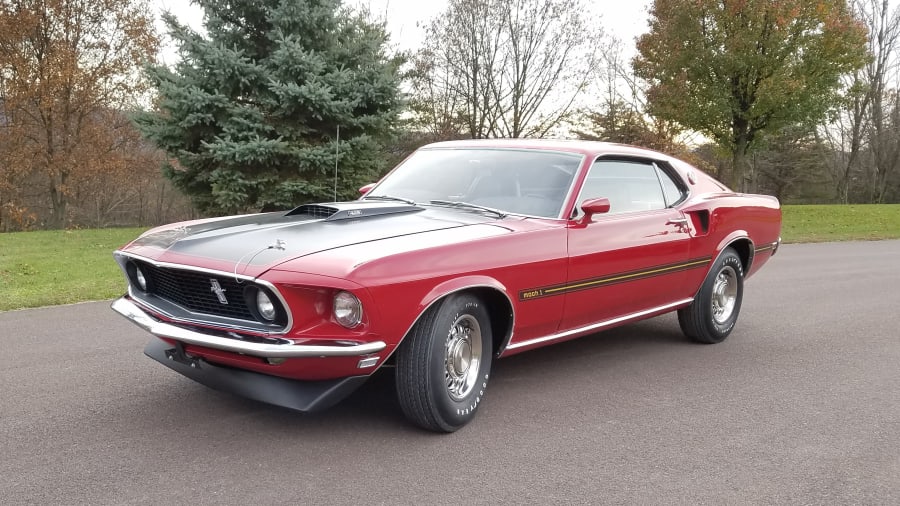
711;232;754;277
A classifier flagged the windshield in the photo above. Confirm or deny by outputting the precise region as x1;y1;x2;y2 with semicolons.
366;148;582;218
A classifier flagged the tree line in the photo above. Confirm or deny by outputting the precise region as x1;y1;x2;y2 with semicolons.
0;0;896;231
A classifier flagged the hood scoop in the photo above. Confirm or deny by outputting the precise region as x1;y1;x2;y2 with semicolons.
285;201;424;221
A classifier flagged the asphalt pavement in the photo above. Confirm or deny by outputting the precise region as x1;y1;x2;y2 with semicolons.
1;240;899;505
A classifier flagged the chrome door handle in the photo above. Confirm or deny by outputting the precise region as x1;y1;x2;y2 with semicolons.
666;218;689;226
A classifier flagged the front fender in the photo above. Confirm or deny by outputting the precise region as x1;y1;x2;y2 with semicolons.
394;275;517;357
416;275;511;315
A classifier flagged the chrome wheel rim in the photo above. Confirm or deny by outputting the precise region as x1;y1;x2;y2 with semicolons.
711;265;738;324
444;314;482;401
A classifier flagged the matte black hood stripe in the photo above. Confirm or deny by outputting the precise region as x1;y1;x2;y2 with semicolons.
129;205;496;269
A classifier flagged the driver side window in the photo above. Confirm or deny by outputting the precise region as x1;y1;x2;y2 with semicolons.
577;159;676;215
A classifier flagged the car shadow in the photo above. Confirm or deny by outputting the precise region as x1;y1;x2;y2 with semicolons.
124;313;693;435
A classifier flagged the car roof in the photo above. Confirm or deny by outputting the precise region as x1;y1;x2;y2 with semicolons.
421;138;676;161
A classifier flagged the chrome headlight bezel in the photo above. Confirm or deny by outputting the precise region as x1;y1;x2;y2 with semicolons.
243;285;288;326
125;261;150;292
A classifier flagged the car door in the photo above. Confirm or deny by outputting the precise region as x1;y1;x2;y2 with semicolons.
560;157;694;330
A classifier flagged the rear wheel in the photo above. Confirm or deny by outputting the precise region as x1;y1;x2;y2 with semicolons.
678;247;744;344
395;293;493;432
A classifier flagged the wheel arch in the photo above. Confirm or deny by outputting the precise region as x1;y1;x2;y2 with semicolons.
404;276;515;358
714;233;754;275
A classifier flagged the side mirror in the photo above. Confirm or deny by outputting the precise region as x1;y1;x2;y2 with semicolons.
579;197;610;223
358;183;376;195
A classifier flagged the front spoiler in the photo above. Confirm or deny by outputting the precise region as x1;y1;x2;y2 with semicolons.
144;338;369;412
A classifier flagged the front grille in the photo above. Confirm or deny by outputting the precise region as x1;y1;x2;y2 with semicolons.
141;262;255;320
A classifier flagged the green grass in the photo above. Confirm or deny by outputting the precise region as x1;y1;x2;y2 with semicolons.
1;204;899;311
781;204;900;243
0;227;145;311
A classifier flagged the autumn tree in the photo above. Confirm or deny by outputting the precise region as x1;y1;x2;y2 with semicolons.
0;0;159;229
409;0;605;140
136;0;404;215
63;110;194;228
634;0;868;191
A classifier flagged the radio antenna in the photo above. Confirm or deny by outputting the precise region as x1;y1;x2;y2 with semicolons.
333;125;340;202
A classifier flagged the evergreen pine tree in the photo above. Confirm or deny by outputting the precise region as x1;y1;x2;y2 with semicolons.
135;0;403;214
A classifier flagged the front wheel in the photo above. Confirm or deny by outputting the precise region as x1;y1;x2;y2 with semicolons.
678;247;744;344
395;293;493;432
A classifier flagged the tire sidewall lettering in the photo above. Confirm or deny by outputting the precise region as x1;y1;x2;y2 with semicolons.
706;252;743;337
454;372;490;416
432;295;492;426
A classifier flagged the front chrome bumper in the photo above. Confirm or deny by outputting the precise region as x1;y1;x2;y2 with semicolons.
111;297;386;358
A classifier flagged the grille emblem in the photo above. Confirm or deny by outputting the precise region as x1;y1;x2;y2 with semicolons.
209;279;228;304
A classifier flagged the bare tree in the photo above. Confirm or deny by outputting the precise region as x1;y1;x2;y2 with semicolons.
820;0;900;204
817;65;874;204
575;38;712;174
863;0;900;202
409;0;605;139
824;77;872;203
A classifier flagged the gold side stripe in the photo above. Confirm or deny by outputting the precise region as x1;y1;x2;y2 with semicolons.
519;257;711;301
546;258;710;294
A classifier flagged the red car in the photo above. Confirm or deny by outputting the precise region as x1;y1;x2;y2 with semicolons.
112;139;781;432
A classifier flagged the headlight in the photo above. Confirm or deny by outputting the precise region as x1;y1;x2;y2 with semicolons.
243;286;286;325
126;261;149;292
333;291;362;328
134;266;148;291
256;290;277;321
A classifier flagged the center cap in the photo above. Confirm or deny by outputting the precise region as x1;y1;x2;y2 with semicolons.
451;340;472;375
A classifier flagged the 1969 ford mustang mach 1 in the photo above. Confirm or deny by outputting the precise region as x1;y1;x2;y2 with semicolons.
112;139;781;432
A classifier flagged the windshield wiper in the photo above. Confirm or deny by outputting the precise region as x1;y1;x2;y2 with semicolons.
362;194;416;205
428;200;507;218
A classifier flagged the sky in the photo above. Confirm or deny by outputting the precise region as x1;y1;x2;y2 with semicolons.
152;0;655;63
347;0;655;50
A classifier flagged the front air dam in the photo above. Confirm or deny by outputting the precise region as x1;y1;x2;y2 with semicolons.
144;338;370;412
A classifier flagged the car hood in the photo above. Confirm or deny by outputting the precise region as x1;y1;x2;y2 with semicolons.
122;201;500;277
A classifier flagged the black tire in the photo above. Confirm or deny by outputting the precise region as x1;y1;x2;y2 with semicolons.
395;293;493;432
678;247;744;344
